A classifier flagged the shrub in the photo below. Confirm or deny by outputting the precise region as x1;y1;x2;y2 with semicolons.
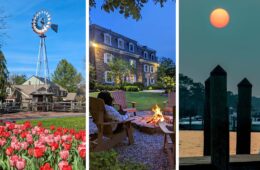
132;82;145;91
123;86;139;92
90;150;147;170
95;84;120;91
148;86;153;90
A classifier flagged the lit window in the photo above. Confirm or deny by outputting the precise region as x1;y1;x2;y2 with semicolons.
118;38;124;49
104;33;111;45
104;53;114;64
105;71;114;83
129;43;135;52
130;59;136;68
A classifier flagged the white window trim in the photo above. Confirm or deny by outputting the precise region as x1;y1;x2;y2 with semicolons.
104;33;112;45
150;77;155;84
104;53;114;64
150;53;154;60
144;64;148;72
105;71;114;83
118;38;124;49
144;51;148;59
129;43;135;52
150;66;154;73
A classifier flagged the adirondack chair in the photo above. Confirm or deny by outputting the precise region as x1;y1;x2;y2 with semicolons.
159;119;175;169
89;97;134;152
111;90;137;116
164;91;175;114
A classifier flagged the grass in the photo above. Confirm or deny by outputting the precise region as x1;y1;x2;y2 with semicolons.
16;116;86;131
90;91;167;111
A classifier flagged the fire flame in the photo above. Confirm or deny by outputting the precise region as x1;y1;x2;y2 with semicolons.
147;104;164;124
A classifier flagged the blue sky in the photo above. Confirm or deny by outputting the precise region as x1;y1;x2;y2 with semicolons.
0;0;85;77
90;1;176;62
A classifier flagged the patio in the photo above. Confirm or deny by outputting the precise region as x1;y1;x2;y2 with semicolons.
89;111;172;170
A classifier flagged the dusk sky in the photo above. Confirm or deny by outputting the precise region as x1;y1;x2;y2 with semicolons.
90;1;176;61
180;0;260;96
0;0;85;77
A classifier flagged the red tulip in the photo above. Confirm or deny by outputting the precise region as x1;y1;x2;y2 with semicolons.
6;147;13;156
33;147;44;158
62;165;72;170
51;142;59;151
50;125;55;130
79;149;86;159
40;163;53;170
38;122;43;127
62;143;71;150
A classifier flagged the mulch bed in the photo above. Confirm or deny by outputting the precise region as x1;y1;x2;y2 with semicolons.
89;111;171;170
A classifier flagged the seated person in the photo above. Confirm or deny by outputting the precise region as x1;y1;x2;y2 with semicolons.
97;91;131;132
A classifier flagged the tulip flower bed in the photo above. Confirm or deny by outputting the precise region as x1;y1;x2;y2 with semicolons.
0;121;86;170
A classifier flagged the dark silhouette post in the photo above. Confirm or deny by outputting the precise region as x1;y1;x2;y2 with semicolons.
236;78;252;154
210;65;229;170
204;77;210;156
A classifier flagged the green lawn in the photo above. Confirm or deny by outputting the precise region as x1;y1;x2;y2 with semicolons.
16;116;86;131
90;92;167;111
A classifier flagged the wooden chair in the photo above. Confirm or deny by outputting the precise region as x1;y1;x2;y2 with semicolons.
89;97;134;152
159;119;175;169
164;91;175;114
111;90;137;116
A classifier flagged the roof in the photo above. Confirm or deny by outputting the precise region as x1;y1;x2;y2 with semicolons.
63;93;77;101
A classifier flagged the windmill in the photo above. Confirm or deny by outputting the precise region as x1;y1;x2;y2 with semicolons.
32;10;58;85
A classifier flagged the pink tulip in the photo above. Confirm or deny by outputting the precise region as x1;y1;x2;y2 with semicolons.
9;155;19;167
0;138;6;146
59;150;69;160
58;161;68;170
26;134;33;144
20;142;29;150
15;158;26;170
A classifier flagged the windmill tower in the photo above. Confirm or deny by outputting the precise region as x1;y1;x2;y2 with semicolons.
32;10;58;85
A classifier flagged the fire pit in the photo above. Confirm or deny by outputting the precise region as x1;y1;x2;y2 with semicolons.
132;105;173;134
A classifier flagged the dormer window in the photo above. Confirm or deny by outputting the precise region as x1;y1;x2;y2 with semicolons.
118;38;124;49
150;53;154;60
144;51;148;59
104;33;112;45
129;43;134;52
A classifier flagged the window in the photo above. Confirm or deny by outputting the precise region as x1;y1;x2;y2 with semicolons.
118;38;124;49
130;59;136;68
129;43;134;52
28;81;31;85
104;33;111;45
150;77;155;84
104;53;114;64
144;64;148;72
150;53;154;60
150;66;154;73
105;71;113;83
144;51;148;59
128;74;136;83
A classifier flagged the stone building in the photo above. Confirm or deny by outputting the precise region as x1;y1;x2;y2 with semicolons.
89;24;159;86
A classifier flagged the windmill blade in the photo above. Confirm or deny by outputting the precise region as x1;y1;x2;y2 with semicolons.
51;24;58;33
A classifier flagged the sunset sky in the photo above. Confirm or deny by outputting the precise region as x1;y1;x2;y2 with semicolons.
180;0;260;96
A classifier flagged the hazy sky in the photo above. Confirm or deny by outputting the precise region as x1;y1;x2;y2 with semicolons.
90;1;175;61
0;0;85;77
180;0;260;96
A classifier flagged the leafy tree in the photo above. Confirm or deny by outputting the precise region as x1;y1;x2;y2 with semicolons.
0;51;9;101
89;64;97;90
161;76;175;93
90;0;172;21
9;74;26;85
157;57;175;79
52;59;82;93
108;58;134;86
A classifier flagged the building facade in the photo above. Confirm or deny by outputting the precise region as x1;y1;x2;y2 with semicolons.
90;24;159;86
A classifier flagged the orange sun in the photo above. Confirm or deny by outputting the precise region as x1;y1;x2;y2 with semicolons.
210;8;230;28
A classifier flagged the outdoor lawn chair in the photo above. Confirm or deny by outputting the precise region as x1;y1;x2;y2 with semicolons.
89;97;134;152
111;90;137;116
163;91;175;114
159;119;175;169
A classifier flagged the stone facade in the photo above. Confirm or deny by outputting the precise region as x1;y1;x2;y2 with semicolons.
89;24;159;86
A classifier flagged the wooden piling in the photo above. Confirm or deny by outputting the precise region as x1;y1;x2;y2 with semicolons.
204;77;211;156
210;65;229;170
236;78;252;154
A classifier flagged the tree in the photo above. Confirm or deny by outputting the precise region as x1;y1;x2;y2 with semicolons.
161;76;175;93
157;57;175;80
89;64;97;90
0;51;9;101
108;58;133;86
52;59;82;93
90;0;172;21
9;74;26;85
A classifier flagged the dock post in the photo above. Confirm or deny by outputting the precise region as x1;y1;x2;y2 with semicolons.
237;78;252;154
204;77;211;156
